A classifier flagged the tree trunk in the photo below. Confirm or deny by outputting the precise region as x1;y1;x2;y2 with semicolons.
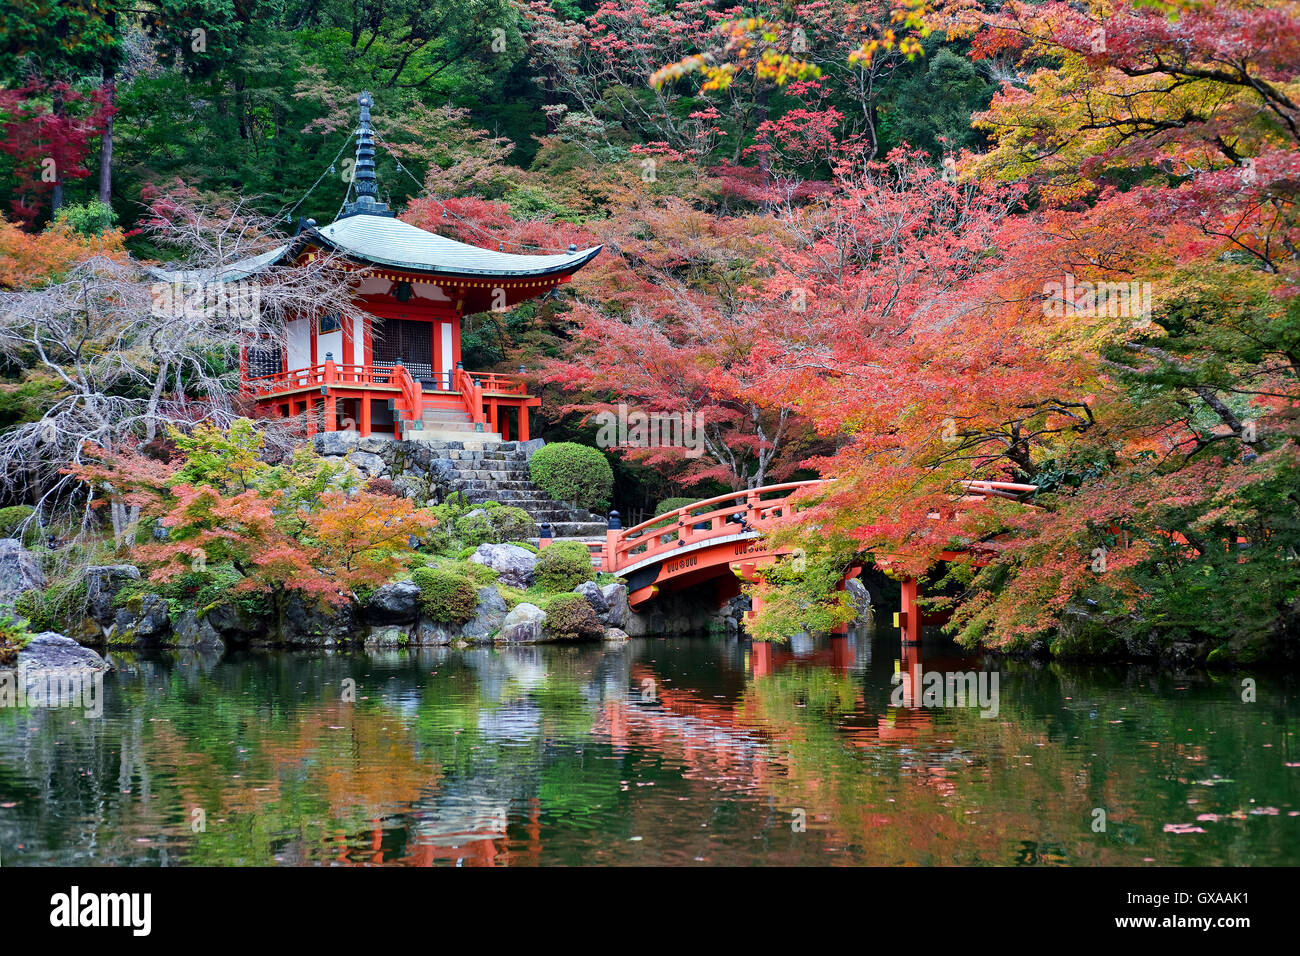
51;88;66;215
98;75;116;205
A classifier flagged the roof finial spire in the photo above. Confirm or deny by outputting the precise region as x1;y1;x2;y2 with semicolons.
341;90;393;218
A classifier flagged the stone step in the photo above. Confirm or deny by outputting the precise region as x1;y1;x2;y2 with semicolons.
406;430;503;445
539;521;610;537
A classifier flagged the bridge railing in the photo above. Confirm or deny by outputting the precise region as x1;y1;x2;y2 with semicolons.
598;480;826;573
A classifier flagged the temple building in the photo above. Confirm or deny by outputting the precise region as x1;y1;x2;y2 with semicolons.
164;92;600;442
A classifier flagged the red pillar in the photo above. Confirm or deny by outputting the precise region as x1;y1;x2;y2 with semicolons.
751;641;773;677
900;576;921;644
360;395;371;437
518;406;529;442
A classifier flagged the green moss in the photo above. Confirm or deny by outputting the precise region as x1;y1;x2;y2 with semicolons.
0;504;38;544
14;580;88;634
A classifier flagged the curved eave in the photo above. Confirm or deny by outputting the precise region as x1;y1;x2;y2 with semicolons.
301;216;602;280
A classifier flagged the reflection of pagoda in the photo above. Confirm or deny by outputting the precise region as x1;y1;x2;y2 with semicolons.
172;92;601;442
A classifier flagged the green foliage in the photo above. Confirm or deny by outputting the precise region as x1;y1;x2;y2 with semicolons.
654;497;700;516
534;540;595;591
529;442;614;512
0;609;30;665
748;552;855;643
168;419;267;492
53;201;117;237
542;592;603;641
423;496;536;553
410;566;479;624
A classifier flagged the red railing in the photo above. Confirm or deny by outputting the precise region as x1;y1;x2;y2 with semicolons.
389;363;423;425
584;478;1039;574
473;372;530;397
451;366;484;425
593;481;824;573
245;362;403;395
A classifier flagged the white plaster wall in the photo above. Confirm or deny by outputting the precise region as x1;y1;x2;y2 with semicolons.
318;329;343;364
353;314;366;365
286;317;311;371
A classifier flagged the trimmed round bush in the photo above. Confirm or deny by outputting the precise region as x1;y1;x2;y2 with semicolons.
529;442;614;512
654;497;699;517
534;541;595;591
410;567;479;624
543;593;603;641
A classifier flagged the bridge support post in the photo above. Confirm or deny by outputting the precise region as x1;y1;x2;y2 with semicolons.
899;576;922;645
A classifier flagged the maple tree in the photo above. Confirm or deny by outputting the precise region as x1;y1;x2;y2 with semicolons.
75;424;436;609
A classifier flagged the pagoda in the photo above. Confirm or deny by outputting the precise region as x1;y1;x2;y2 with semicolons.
175;92;600;442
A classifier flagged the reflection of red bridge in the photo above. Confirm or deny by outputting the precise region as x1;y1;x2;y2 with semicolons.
559;479;1035;637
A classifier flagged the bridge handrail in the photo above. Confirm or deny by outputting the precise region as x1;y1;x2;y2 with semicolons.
618;480;828;540
606;480;827;572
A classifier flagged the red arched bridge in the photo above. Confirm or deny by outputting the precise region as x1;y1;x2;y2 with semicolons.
538;478;1036;643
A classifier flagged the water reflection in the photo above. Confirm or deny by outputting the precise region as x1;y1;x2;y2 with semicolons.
0;630;1297;866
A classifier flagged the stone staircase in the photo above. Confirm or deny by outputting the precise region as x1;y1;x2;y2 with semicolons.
431;440;608;541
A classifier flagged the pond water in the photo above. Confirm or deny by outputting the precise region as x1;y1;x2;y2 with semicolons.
1;631;1297;866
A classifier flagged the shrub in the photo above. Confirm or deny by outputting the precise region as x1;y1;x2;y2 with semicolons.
0;610;30;665
529;442;613;512
364;477;400;497
543;593;603;641
534;541;595;591
410;567;479;623
654;497;699;517
455;509;497;549
53;200;116;237
484;503;536;541
506;540;539;554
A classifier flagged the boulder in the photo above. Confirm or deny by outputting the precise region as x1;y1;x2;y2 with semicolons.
574;580;608;617
202;599;268;643
347;450;387;478
603;627;630;642
469;543;536;589
171;609;227;653
0;538;45;603
358;435;392;455
365;580;421;624
461;586;509;643
518;438;546;460
313;430;360;457
84;564;141;625
14;632;110;672
845;577;872;623
364;625;408;648
600;582;628;628
279;592;355;646
107;593;171;644
412;619;456;646
496;603;546;643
